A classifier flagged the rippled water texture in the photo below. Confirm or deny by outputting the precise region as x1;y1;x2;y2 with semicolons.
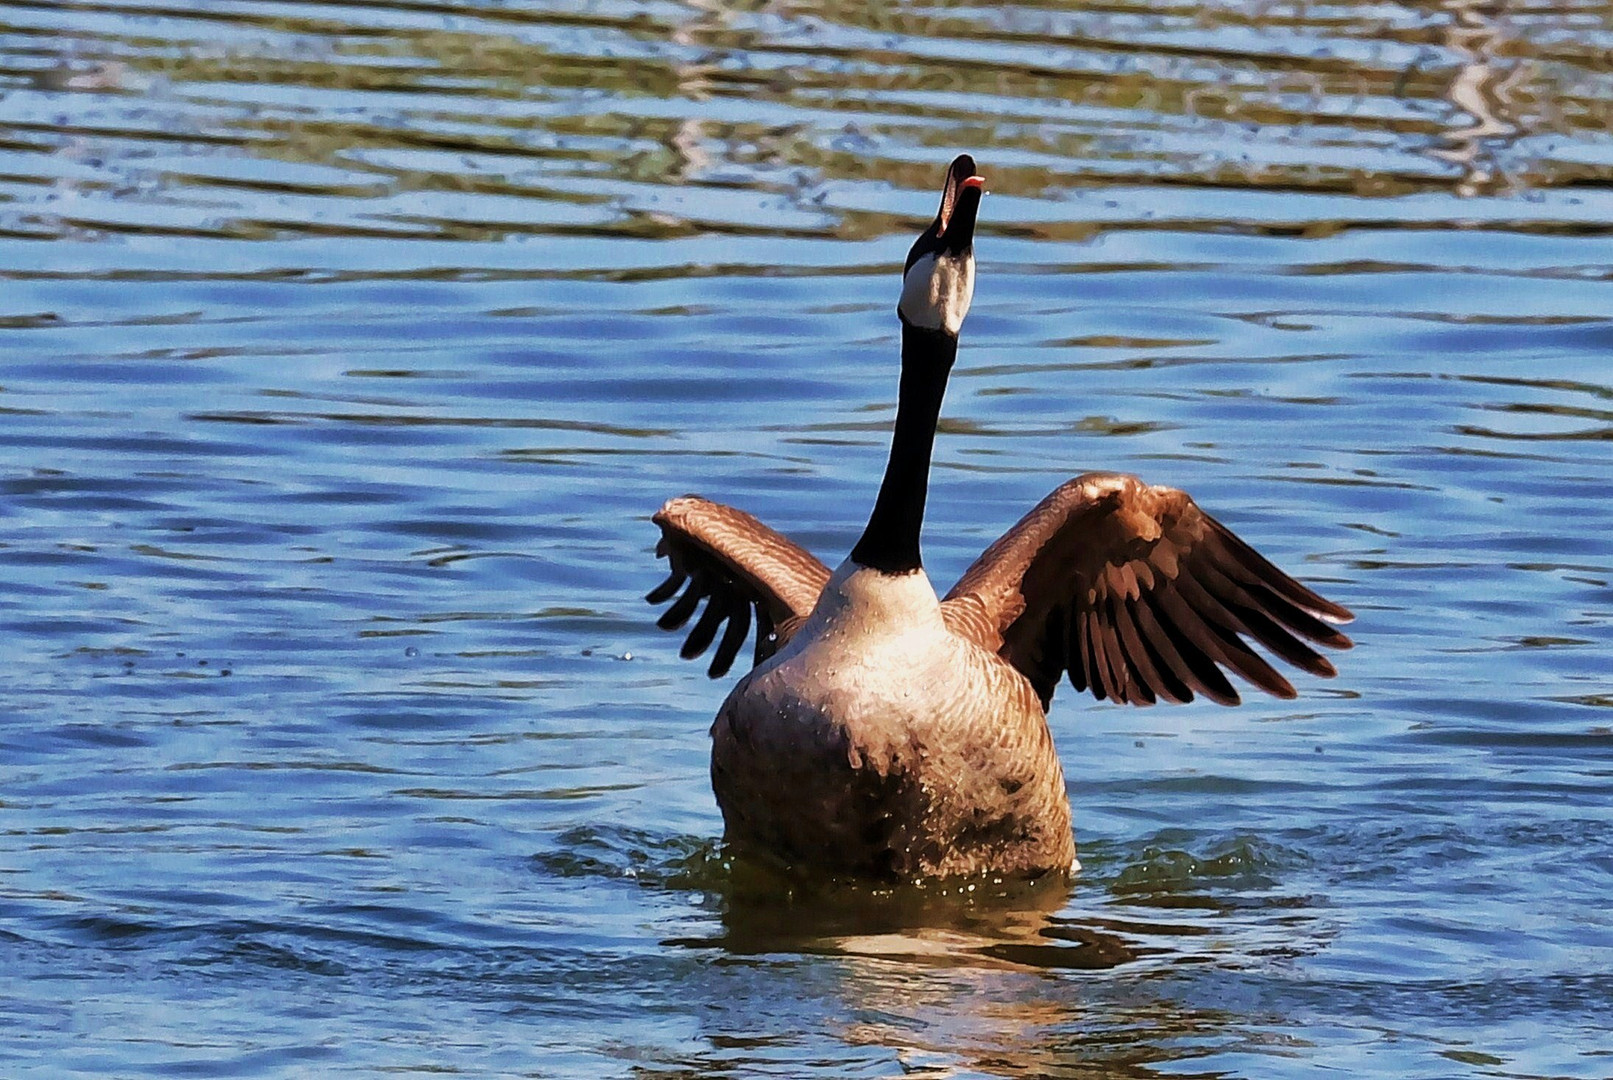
3;0;1612;1076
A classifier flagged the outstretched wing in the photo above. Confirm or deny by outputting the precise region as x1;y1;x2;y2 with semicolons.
648;495;832;678
942;473;1353;708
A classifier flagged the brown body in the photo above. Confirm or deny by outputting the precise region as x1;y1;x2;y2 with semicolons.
644;157;1353;882
711;563;1074;879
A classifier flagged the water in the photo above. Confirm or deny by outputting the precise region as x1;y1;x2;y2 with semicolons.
3;0;1612;1075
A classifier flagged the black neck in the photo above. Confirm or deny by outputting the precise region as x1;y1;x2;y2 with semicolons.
849;324;958;574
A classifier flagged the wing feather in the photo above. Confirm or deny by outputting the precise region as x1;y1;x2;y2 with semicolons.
1132;589;1217;704
1148;585;1241;705
657;572;706;630
1060;606;1083;695
648;496;832;678
941;472;1353;709
646;568;686;605
710;596;751;679
1096;602;1136;703
1173;570;1294;696
1082;608;1110;701
1098;593;1143;705
680;594;728;660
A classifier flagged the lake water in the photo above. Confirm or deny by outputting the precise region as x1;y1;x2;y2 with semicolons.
3;0;1612;1075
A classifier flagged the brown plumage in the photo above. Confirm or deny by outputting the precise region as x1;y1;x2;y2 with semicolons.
647;497;829;676
645;155;1354;881
943;472;1353;709
653;474;1353;709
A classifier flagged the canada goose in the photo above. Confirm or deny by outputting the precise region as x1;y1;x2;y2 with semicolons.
647;155;1353;881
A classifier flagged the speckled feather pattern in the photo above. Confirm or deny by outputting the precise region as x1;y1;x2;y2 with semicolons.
710;562;1075;880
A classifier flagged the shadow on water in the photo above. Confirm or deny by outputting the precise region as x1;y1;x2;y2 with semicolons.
537;823;1323;972
532;824;1334;1076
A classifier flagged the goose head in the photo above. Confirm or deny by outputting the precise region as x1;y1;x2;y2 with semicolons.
897;154;984;339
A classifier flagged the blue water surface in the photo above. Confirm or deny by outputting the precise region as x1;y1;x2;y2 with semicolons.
2;0;1611;1076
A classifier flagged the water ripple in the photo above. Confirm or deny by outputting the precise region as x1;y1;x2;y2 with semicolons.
2;0;1612;1077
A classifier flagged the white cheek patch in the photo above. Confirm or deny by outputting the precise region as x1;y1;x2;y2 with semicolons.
899;252;975;336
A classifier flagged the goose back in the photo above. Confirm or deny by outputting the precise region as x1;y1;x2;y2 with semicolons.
710;562;1076;879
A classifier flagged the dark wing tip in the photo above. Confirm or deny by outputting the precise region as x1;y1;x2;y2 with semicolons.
646;495;829;678
646;568;685;605
1206;514;1355;625
985;476;1358;710
655;578;704;631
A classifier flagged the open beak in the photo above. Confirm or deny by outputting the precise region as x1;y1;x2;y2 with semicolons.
936;160;986;240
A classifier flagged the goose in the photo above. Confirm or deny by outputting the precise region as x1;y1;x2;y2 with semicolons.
646;155;1353;881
